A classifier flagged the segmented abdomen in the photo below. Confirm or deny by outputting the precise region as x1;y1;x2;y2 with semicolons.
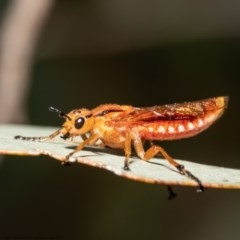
138;96;228;140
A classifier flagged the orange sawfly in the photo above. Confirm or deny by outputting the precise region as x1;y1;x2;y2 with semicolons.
15;96;228;192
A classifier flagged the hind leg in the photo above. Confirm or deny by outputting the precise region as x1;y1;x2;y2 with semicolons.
123;132;184;173
143;144;185;174
123;133;203;191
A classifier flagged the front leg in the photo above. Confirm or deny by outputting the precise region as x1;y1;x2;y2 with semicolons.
63;133;99;165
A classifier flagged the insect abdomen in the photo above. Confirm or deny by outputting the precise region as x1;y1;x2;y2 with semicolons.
140;96;228;140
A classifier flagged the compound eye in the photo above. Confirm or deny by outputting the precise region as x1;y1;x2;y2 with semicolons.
74;117;85;129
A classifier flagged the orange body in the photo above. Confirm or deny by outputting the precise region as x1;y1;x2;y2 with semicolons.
61;96;227;149
15;96;228;182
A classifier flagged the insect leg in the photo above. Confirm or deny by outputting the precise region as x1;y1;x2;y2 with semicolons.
125;134;183;175
63;133;99;165
167;186;177;200
143;145;185;173
123;132;132;170
14;129;61;141
80;134;88;141
133;140;204;191
80;134;105;147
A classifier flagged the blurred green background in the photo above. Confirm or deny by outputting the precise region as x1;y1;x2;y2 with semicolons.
0;1;240;240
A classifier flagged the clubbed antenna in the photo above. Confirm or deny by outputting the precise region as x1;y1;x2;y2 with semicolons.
49;106;72;121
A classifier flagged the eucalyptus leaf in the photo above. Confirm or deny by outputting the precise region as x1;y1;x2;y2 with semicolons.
0;124;239;190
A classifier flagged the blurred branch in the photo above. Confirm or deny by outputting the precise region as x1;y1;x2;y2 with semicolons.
0;0;55;123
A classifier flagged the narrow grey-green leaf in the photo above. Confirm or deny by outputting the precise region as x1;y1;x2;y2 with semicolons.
0;124;239;189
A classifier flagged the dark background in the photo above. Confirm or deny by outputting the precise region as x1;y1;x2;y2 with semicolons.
0;1;240;239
